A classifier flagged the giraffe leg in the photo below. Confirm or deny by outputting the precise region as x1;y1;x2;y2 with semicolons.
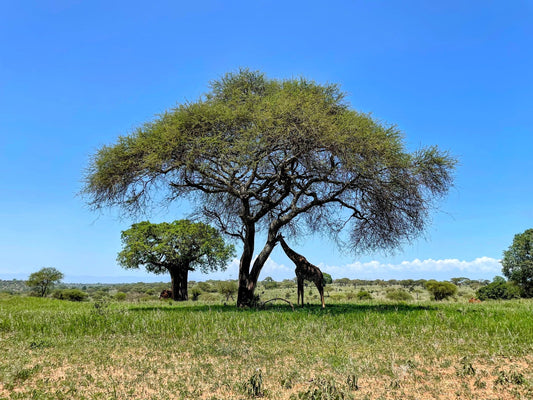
315;281;325;309
297;278;304;307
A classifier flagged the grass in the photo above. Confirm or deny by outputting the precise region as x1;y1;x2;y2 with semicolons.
0;295;532;399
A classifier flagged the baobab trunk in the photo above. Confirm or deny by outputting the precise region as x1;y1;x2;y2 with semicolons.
169;268;189;301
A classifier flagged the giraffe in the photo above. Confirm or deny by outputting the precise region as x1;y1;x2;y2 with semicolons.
277;235;325;308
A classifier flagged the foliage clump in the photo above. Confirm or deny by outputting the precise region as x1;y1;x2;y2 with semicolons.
425;280;457;301
476;277;521;300
197;281;217;293
355;290;373;300
262;277;278;290
242;369;264;397
385;288;413;301
290;377;354;400
217;280;238;301
502;228;533;297
52;289;88;302
190;286;202;301
114;291;127;301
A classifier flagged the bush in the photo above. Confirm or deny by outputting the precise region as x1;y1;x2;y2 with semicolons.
262;277;278;290
52;289;88;302
200;293;220;302
385;289;413;301
217;281;238;301
425;280;457;301
196;282;216;293
114;292;127;301
355;290;373;300
476;280;521;300
190;286;202;301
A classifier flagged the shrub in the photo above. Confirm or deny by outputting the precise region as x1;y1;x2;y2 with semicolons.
262;277;278;290
200;293;219;302
52;289;88;302
355;290;373;300
290;377;353;400
243;369;263;397
114;292;127;301
425;280;457;301
385;289;413;301
190;286;202;301
476;280;521;300
217;281;238;301
197;282;216;293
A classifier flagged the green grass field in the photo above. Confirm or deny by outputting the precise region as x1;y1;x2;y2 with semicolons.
1;294;532;399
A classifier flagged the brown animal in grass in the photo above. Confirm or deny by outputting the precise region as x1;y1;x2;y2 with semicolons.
159;289;172;299
468;298;482;303
277;235;325;308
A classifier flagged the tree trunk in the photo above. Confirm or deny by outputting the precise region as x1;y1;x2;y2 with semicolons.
236;223;279;307
237;280;256;307
237;222;256;307
169;268;189;301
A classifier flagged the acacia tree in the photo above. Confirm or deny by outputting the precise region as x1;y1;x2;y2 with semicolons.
27;267;64;297
502;228;533;297
83;69;456;307
118;220;235;300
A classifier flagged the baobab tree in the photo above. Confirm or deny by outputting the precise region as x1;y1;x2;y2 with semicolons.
118;220;234;300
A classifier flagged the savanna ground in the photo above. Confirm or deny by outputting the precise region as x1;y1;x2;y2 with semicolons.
0;284;532;400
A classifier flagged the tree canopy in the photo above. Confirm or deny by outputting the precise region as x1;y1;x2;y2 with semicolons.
425;280;457;301
83;69;456;306
502;228;533;297
118;220;235;300
27;267;64;297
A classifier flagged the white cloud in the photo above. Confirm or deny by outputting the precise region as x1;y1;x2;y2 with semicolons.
318;257;502;280
194;256;503;282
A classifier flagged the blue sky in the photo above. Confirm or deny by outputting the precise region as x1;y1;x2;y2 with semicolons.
1;1;531;283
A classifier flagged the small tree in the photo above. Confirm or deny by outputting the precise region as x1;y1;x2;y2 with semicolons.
26;267;64;297
118;220;235;301
322;272;333;285
502;228;533;297
217;280;238;301
425;280;457;301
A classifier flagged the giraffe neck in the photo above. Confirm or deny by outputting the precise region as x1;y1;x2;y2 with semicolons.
278;237;304;264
